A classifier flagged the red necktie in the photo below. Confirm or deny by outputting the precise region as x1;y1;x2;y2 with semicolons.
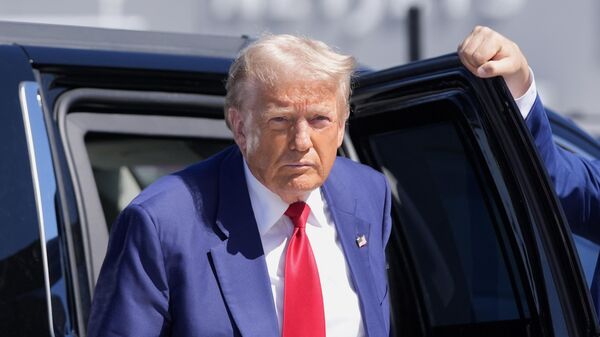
282;202;326;337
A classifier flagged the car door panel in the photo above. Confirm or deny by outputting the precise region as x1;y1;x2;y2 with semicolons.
0;46;75;336
350;53;597;337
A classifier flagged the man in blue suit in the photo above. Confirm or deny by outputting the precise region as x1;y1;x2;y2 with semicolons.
89;30;534;336
460;26;600;315
88;34;391;337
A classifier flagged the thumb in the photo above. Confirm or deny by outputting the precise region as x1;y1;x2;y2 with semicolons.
476;58;515;78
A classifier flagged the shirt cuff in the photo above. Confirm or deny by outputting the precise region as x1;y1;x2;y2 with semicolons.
513;68;537;119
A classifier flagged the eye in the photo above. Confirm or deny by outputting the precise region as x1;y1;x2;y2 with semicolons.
268;116;290;130
270;116;288;123
310;115;332;128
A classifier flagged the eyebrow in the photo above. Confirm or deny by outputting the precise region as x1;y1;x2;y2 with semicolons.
263;106;294;115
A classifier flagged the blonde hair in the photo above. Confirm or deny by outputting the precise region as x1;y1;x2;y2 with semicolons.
224;34;356;127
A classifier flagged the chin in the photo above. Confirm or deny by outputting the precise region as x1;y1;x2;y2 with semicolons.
275;177;323;203
287;176;323;192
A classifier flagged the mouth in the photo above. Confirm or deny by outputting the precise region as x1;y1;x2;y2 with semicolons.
283;162;315;169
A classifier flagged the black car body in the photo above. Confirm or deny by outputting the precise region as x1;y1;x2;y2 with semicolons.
0;21;598;337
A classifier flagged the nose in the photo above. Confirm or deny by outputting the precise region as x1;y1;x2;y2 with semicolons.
289;119;312;152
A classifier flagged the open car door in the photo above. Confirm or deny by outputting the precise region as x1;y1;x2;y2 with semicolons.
347;54;598;337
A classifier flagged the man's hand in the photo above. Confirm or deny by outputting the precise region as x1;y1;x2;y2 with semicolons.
458;26;531;98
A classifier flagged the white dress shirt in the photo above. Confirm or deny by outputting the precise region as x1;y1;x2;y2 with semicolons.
243;161;365;337
514;68;538;119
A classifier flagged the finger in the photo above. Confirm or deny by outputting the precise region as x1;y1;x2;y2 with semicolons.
459;26;497;71
457;27;479;61
472;33;503;66
457;28;474;53
459;54;480;76
459;44;483;77
459;46;483;73
460;29;487;69
459;25;486;51
458;37;476;71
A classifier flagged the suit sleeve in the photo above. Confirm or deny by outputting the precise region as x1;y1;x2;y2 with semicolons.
526;95;600;243
382;174;392;248
381;173;392;336
88;204;170;337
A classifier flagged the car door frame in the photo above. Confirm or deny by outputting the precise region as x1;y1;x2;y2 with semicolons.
347;53;598;337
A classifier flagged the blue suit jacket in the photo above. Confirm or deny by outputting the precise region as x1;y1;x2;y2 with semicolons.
526;95;600;313
88;145;392;337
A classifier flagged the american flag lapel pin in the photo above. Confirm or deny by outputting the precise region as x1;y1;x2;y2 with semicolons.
356;234;367;248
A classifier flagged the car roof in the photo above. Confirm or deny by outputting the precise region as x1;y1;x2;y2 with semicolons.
0;20;250;58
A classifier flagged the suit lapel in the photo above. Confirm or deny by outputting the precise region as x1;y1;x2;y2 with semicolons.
210;147;279;337
322;162;387;337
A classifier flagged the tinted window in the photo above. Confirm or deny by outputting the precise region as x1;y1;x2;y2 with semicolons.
352;98;536;335
85;133;233;227
373;121;527;325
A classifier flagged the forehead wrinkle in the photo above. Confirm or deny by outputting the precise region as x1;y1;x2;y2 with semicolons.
262;105;294;116
264;93;336;115
268;84;337;104
249;77;343;118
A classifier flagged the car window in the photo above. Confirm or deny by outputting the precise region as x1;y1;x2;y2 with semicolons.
85;133;233;228
62;109;233;286
371;118;531;333
54;87;234;332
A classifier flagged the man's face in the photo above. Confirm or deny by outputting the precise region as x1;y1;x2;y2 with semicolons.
230;81;346;203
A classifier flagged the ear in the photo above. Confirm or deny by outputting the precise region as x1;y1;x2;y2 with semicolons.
228;107;247;152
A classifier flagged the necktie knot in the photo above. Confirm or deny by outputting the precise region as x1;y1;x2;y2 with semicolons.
284;201;311;229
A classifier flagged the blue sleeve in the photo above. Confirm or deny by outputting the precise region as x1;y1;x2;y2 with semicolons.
382;174;392;248
526;96;600;243
381;173;392;336
88;204;170;337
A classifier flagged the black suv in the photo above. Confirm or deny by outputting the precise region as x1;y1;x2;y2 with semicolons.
0;21;598;337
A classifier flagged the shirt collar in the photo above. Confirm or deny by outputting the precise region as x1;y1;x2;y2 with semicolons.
243;160;325;236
